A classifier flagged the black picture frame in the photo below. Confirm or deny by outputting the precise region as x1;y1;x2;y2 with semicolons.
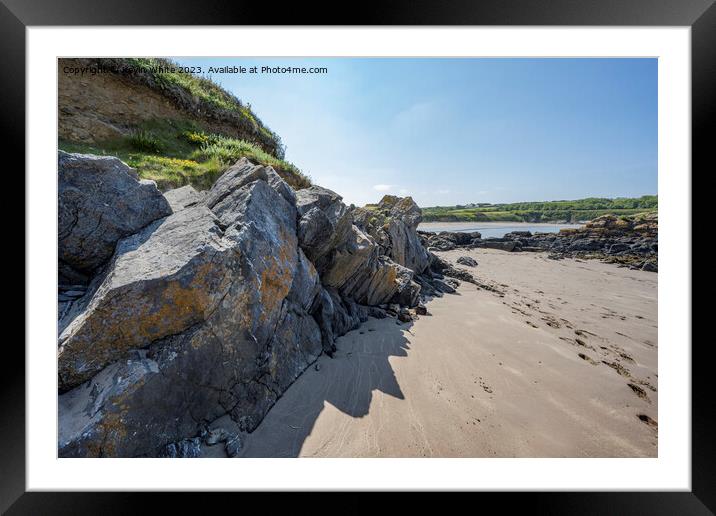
5;0;711;512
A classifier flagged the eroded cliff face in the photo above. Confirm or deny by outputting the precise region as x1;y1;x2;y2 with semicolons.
58;58;280;156
58;153;441;457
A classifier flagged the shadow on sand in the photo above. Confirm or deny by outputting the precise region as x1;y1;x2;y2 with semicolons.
235;316;413;457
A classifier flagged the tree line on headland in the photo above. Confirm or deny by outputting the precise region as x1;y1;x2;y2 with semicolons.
420;195;657;223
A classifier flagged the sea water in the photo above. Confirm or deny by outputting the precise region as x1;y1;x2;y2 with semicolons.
417;221;583;239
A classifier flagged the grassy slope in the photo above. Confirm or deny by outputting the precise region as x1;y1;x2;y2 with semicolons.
60;58;311;191
421;196;657;222
109;58;283;156
59;119;311;191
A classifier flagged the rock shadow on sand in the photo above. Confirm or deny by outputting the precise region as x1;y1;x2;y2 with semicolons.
235;317;412;457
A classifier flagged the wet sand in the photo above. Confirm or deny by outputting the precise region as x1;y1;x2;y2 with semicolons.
204;249;657;458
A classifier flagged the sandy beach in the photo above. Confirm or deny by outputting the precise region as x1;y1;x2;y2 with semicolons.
202;249;658;458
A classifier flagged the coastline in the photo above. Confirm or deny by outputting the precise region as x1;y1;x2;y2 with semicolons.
202;249;658;458
419;221;582;235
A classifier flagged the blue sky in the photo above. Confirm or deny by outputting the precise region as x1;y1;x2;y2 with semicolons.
174;58;657;207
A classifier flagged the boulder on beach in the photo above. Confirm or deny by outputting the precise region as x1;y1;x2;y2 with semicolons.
483;240;520;252
58;151;172;282
353;195;431;274
418;230;482;252
59;157;323;456
456;256;478;267
163;185;205;212
57;153;439;457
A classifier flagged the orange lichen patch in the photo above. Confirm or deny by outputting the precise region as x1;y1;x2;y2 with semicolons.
386;264;398;285
258;259;293;324
393;196;416;213
256;231;295;324
232;287;256;331
95;410;128;457
94;375;149;457
59;261;228;389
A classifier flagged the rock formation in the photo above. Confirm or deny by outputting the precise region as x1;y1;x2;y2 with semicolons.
57;153;445;457
419;213;658;272
353;195;431;274
58;151;172;284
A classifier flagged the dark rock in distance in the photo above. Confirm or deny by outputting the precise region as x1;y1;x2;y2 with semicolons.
456;256;478;267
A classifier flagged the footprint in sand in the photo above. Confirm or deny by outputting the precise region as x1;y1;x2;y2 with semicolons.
635;378;657;392
540;315;561;328
627;383;651;403
575;338;596;350
602;360;631;377
577;353;599;365
574;328;599;338
561;336;598;351
478;378;493;394
618;352;636;364
637;414;658;429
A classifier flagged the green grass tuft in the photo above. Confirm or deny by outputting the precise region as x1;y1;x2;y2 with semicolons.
127;129;163;154
190;134;310;189
59;118;310;192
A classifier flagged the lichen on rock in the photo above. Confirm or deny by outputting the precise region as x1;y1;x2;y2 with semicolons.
57;152;440;457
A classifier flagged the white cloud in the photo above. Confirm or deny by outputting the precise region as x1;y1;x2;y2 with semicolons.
437;189;451;194
399;188;410;195
373;184;393;192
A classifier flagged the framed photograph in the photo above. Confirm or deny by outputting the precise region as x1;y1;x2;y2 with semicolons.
7;0;711;512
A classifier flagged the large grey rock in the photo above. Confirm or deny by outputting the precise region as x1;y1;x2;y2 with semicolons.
58;151;172;280
296;189;422;308
456;256;478;267
483;240;519;252
205;157;295;209
57;205;237;391
163;185;205;211
58;173;322;456
312;287;369;354
57;156;436;457
320;226;420;307
353;195;430;274
295;186;353;272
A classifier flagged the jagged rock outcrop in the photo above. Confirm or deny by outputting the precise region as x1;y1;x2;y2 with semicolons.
58;205;238;391
163;185;205;211
57;153;438;457
418;230;482;252
295;187;422;310
295;186;353;273
58;151;172;283
457;256;478;267
353;195;431;274
59;157;321;455
419;213;658;271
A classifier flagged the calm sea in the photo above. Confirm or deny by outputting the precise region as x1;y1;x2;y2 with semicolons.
418;221;583;239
